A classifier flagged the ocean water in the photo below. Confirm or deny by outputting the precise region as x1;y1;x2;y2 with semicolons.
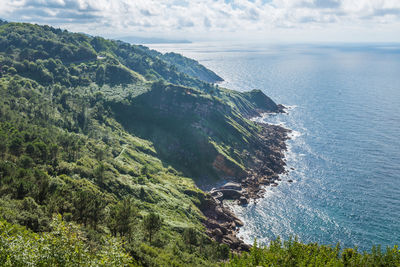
149;42;400;251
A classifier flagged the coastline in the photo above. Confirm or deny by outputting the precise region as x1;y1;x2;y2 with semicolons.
201;107;291;251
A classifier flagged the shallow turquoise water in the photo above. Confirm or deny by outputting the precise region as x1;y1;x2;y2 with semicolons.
150;43;400;251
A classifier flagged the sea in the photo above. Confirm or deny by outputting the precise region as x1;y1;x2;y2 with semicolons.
148;42;400;251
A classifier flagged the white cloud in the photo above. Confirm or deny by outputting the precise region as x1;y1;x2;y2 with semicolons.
0;0;399;42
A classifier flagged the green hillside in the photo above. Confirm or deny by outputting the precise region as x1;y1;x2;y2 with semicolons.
0;20;279;266
0;20;399;266
153;51;223;83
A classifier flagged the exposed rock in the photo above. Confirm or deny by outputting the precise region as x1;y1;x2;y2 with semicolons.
212;154;247;179
212;228;223;237
201;119;290;253
223;234;242;249
234;219;244;227
221;182;242;190
199;195;249;252
218;189;242;200
239;197;248;205
238;123;290;199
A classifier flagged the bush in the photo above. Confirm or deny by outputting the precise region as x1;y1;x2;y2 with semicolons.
224;238;400;267
0;215;137;266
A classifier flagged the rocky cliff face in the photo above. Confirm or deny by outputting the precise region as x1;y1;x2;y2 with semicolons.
0;20;290;264
212;154;247;180
109;82;289;250
217;89;285;118
200;194;251;251
110;83;285;184
204;122;289;250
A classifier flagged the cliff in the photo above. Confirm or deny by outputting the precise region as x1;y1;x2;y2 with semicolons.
0;21;287;265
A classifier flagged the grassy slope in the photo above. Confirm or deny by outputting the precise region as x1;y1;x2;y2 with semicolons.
1;21;398;266
147;50;224;83
0;21;275;266
0;73;231;266
109;82;263;182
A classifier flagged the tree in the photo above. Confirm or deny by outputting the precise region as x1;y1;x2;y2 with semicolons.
0;135;7;158
49;143;59;166
108;198;138;240
183;227;197;252
32;141;48;163
9;136;23;156
95;65;106;85
77;105;88;132
94;162;105;185
87;196;105;229
73;190;90;226
95;146;105;161
19;155;34;169
72;189;105;228
142;212;163;243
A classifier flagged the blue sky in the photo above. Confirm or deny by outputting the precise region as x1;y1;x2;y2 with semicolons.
1;0;400;42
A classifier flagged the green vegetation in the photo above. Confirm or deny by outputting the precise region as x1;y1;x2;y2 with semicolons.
225;238;400;267
143;212;163;243
0;19;399;266
0;215;136;266
154;51;223;83
0;20;248;266
0;72;229;265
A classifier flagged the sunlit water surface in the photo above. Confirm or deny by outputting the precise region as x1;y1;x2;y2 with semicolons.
149;42;400;251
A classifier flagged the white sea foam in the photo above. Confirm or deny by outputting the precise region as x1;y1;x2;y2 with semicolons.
231;109;314;246
283;104;297;111
249;114;268;123
288;129;302;140
154;41;400;251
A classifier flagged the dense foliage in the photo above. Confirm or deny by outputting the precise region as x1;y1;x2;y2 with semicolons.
225;238;400;267
149;51;224;83
0;20;398;266
0;216;136;266
0;21;222;90
0;74;236;266
0;21;239;266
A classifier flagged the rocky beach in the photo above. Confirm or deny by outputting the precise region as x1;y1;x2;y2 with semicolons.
202;111;291;251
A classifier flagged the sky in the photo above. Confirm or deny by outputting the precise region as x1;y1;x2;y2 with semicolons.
1;0;400;43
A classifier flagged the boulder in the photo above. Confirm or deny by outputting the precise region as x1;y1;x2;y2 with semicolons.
218;189;242;199
212;228;223;237
221;182;242;191
234;219;244;227
240;243;251;252
239;196;248;205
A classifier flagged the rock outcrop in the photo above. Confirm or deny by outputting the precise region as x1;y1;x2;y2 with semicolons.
200;194;251;252
203;121;290;251
209;123;290;202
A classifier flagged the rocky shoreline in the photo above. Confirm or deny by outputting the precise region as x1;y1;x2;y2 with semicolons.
201;113;291;251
